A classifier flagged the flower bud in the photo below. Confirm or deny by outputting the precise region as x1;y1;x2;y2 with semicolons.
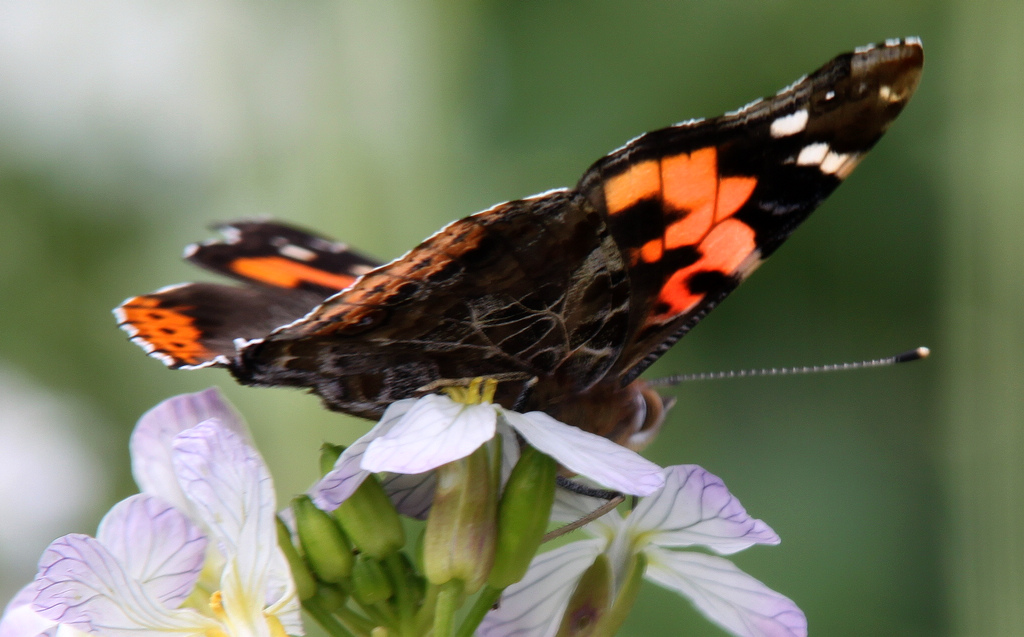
293;495;354;583
350;554;394;606
423;445;497;595
556;554;612;637
333;473;405;558
488;445;557;588
275;516;317;601
313;583;348;612
319;442;344;475
592;552;646;637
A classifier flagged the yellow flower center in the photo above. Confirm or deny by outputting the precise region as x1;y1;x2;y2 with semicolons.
443;377;498;405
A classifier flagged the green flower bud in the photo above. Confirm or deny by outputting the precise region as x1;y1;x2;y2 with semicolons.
488;445;557;588
275;516;317;601
320;443;344;476
350;553;394;606
334;473;405;558
592;552;646;637
313;583;349;612
423;444;497;595
556;554;612;637
293;495;354;583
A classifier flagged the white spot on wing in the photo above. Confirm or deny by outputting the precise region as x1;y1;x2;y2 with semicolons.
820;151;851;174
770;109;809;138
279;244;317;261
219;226;243;244
797;142;830;166
821;151;862;178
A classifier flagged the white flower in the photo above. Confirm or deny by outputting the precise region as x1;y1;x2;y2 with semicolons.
479;465;807;637
312;393;666;511
0;390;302;637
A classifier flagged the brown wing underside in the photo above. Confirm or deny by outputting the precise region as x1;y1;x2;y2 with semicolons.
232;191;633;419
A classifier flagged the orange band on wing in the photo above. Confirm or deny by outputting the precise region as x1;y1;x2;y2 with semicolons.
716;176;757;222
604;160;661;214
652;218;757;321
231;256;357;291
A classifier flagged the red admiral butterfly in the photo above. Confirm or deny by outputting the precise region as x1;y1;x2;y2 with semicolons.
116;39;922;450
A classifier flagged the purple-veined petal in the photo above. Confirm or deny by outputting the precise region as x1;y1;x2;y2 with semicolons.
644;548;806;637
172;422;275;577
130;388;249;513
500;410;664;496
381;472;436;520
478;539;604;637
362;395;496;474
95;495;206;609
1;584;55;637
630;466;778;554
33;534;215;637
172;422;301;635
311;399;417;510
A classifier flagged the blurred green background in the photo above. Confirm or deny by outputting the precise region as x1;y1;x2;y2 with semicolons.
1;1;1021;635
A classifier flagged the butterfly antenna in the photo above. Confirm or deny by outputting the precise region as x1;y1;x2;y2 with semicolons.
649;346;930;387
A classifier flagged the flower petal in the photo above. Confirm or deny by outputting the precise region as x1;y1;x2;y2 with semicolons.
381;472;436;520
33;534;214;637
362;395;496;474
1;584;55;637
630;465;779;554
172;421;274;559
501;410;664;496
172;421;301;636
644;548;806;637
95;495;207;609
478;539;604;637
130;388;249;513
311;399;417;510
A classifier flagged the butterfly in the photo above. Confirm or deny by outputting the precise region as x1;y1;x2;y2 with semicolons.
116;39;922;450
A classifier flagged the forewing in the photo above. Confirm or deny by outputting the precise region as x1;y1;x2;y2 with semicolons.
186;220;382;296
578;39;923;384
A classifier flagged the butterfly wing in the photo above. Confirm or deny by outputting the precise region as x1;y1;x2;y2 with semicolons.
577;38;923;385
116;41;923;434
232;191;633;419
115;221;383;368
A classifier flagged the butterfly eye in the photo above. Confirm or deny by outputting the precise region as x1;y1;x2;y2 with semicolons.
622;383;671;452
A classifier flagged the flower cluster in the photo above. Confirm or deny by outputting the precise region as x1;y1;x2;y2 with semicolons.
1;385;805;637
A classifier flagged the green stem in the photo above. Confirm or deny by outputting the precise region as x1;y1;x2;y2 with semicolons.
413;583;440;635
357;602;395;633
455;585;503;637
303;596;361;637
385;553;415;636
334;604;378;636
433;580;464;637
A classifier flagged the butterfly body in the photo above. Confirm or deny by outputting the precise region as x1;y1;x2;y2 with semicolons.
116;40;923;449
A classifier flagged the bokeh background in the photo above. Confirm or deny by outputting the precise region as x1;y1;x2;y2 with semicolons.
1;2;1020;635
